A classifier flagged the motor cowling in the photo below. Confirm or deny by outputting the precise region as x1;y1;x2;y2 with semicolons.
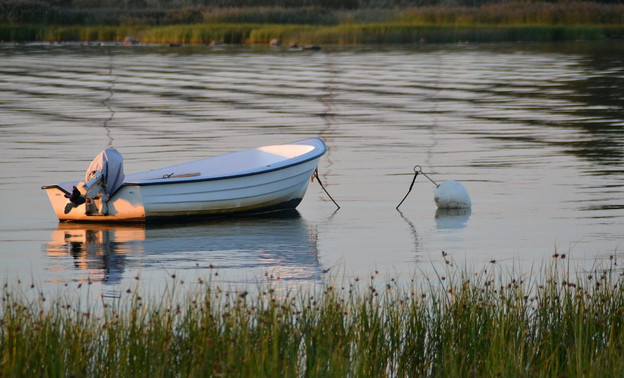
64;148;125;215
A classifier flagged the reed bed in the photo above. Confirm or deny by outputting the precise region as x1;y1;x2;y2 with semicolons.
1;254;623;376
2;2;624;44
1;23;618;45
3;2;624;26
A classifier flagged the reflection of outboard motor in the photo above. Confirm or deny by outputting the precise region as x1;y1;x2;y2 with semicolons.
64;148;125;215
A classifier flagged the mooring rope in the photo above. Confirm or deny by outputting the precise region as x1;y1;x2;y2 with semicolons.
103;47;116;148
313;168;340;209
414;165;439;187
396;165;439;210
396;170;418;210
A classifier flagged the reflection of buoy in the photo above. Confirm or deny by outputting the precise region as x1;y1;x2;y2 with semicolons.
434;180;471;209
435;207;471;229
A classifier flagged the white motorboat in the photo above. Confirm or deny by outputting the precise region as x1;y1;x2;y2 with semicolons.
42;138;326;222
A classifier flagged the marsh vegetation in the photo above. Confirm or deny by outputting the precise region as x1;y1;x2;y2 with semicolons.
1;1;623;44
2;255;623;376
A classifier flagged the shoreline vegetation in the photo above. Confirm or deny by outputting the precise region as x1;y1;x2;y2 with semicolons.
2;255;623;376
1;2;624;45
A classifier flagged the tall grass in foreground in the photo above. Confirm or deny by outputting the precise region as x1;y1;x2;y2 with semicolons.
2;254;623;376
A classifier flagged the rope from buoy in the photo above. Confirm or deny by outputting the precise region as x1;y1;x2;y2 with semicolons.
396;169;418;210
313;168;340;209
396;165;439;209
415;165;439;187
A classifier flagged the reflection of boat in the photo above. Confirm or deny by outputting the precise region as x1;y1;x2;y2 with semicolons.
42;138;326;222
435;208;472;230
45;211;321;284
46;223;145;284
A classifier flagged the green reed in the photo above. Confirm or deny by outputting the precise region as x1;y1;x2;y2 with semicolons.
3;2;624;27
2;2;624;44
2;254;623;376
0;23;618;45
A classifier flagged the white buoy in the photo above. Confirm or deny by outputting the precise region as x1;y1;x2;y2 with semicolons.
434;180;471;209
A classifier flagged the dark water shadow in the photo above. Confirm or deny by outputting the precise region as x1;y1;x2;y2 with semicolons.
45;211;321;286
474;42;624;170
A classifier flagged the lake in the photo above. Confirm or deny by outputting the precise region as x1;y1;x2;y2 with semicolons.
1;41;623;300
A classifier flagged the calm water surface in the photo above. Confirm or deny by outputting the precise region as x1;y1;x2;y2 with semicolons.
1;42;623;299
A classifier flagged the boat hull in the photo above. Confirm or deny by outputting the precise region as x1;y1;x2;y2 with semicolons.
43;139;325;222
44;184;146;221
140;159;317;219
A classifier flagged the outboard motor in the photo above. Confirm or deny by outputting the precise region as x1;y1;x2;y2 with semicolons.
64;148;125;215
